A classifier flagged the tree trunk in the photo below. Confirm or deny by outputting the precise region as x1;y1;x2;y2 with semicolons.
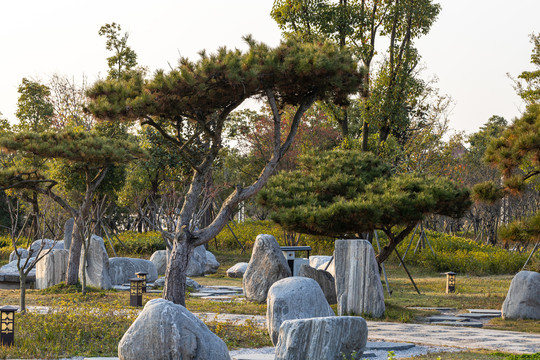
162;239;194;306
19;271;27;313
66;216;84;285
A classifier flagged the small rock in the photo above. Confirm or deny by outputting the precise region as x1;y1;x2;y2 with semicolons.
227;262;249;278
267;277;334;345
118;299;230;360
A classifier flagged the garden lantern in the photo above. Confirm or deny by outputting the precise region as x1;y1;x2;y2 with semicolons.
130;278;144;307
1;305;17;346
136;271;148;293
445;271;456;293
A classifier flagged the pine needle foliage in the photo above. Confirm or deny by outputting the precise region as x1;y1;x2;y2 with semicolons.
258;150;471;263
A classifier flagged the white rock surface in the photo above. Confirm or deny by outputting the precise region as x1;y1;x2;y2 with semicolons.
118;299;231;360
227;262;249;278
274;316;368;360
243;234;292;303
79;235;112;290
317;258;336;277
109;257;158;285
36;249;68;289
9;248;29;262
149;250;168;275
28;239;64;256
335;239;385;317
267;277;334;345
502;270;540;320
309;255;332;269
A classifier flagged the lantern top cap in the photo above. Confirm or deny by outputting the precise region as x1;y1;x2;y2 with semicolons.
135;272;148;276
0;305;18;312
445;271;456;275
129;278;144;282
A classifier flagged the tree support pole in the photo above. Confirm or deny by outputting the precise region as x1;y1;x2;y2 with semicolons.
522;241;540;271
374;231;392;296
394;247;421;295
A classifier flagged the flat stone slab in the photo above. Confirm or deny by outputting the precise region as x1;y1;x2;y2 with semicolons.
112;285;130;291
232;355;274;360
409;307;456;311
468;309;502;314
201;296;234;302
426;316;469;322
457;313;501;319
430;321;483;328
365;341;416;351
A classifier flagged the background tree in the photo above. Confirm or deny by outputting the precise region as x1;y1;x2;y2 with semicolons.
87;38;363;305
258;149;471;264
511;33;540;106
0;130;143;285
98;22;138;80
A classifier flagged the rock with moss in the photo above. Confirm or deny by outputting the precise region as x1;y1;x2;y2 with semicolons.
118;299;230;360
243;234;292;303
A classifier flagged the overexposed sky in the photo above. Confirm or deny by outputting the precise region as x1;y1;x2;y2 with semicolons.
0;0;538;134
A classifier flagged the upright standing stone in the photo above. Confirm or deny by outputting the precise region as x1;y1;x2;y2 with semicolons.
79;235;112;290
243;234;292;303
64;218;75;250
502;271;540;320
36;249;68;289
335;239;385;317
118;299;230;360
298;264;337;305
267;277;335;345
274;316;368;360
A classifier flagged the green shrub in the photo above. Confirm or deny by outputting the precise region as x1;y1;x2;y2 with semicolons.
110;231;165;257
393;231;528;275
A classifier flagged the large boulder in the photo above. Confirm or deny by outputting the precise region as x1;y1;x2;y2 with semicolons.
298;264;337;305
274;316;368;360
0;258;37;285
64;217;74;250
335;239;385;317
79;235;112;290
502;271;540;320
36;249;68;289
9;248;29;262
243;234;292;303
149;250;168;276
226;262;249;278
28;239;64;256
118;299;230;360
205;250;220;274
109;257;158;285
267;276;334;346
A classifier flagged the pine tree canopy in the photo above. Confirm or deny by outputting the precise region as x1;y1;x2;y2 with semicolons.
258;150;471;263
86;38;362;124
0;129;144;168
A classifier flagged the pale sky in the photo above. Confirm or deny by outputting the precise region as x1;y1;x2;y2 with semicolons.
0;0;538;135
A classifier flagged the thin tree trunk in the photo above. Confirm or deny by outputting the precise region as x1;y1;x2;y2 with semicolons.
19;271;27;313
163;239;194;306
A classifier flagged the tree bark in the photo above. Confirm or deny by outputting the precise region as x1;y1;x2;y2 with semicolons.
163;239;194;306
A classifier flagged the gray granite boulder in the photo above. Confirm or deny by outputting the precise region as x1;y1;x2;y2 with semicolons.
335;239;385;317
502;270;540;320
0;258;37;285
149;250;168;275
274;316;368;360
186;245;207;277
9;248;29;262
36;249;68;289
226;262;249;278
64;217;74;250
109;257;158;285
309;255;332;269
79;235;112;290
243;234;292;303
28;239;63;256
205;250;220;274
118;299;230;360
267;276;334;345
298;263;337;305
